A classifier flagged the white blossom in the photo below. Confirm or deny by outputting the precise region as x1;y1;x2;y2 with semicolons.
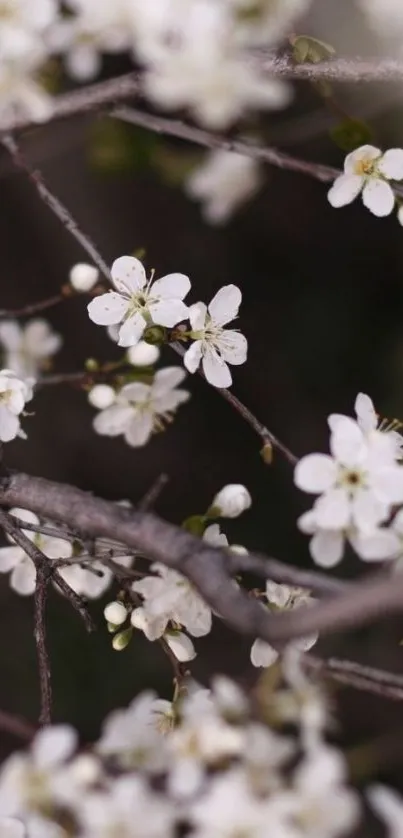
0;818;25;838
97;692;168;771
132;562;212;638
79;776;175;838
127;341;160;367
186;151;262;225
0;508;72;595
0;319;61;378
0;0;56;62
92;367;189;447
87;256;190;348
251;581;317;668
184;285;247;388
294;415;403;534
0;53;52;126
189;768;278;838
328;145;403;217
69;262;99;292
353;392;402;459
211;483;251;517
0;369;33;442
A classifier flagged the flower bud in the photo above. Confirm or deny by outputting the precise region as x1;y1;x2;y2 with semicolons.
112;628;132;651
69;263;99;292
88;384;115;410
143;325;167;345
127;341;160;367
210;484;252;518
104;601;127;626
165;631;196;662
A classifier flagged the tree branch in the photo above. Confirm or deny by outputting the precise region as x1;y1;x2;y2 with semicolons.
261;54;403;84
112;105;339;184
34;564;52;725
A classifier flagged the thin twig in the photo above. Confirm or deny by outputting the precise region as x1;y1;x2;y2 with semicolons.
0;709;36;740
9;515;81;542
1;134;111;280
261;54;403;84
305;655;403;702
138;474;169;512
34;565;52;725
0;292;66;320
112;106;339;184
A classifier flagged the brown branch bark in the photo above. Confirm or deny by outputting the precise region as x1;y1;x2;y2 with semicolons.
34;565;52;725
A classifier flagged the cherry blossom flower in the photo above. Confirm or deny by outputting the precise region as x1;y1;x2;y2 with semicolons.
184;285;247;388
132;563;212;638
92;367;189;448
186;151;262;224
0;370;34;442
0;51;52;125
0;319;61;378
327;145;403;217
250;582;317;667
87;256;190;348
294;416;403;534
79;775;174;838
0;507;72;595
97;691;168;771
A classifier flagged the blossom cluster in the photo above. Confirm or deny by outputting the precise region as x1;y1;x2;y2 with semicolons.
295;392;403;567
0;671;372;838
0;0;310;129
87;255;248;389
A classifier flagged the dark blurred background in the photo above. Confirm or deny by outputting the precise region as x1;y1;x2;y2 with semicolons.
1;0;403;772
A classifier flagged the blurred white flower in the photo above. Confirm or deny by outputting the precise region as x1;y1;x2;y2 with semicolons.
368;784;403;838
211;483;251;517
0;369;33;442
97;691;168;771
186;151;262;224
132;563;212;638
87;256;190;348
0;319;61;378
251;581;317;667
92;367;189;447
79;775;174;838
0;507;72;595
184;285;247;388
328;145;403;217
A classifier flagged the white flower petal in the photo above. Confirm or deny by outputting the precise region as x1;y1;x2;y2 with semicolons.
202;350;232;388
362;179;395;217
372;466;403;504
351;529;400;561
120;382;150;402
0;407;20;442
294;454;337;494
151;273;190;301
310;530;344;568
184;341;203;374
208;285;241;326
330;418;366;466
250;639;278;668
0;546;23;572
189;302;207;331
149;298;189;328
327;174;363;208
152;367;186;395
87;293;128;326
218;330;248;365
118;312;146;347
265;581;290;608
355;392;377;432
111;256;146;295
10;559;36;595
124;412;154;447
165;632;196;662
93;406;133;437
315;488;350;529
352;490;388;531
378;148;403;180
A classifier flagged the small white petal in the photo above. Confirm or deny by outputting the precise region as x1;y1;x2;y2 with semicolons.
149;298;189;328
218;330;248;365
330;418;366;466
0;546;22;571
355;392;377;432
208;285;242;326
184;341;203;374
202;350;232;387
351;529;400;561
93;405;133;437
111;256;146;295
124;412;154;447
310;530;344;567
152;367;187;395
352;490;388;531
372;466;403;504
315;488;350;529
118;312;146;347
398;205;403;226
189;302;207;331
294;454;337;494
327;174;363;207
151;273;190;301
378;148;403;180
87;293;128;326
362;179;395;217
165;632;196;662
11;560;36;595
250;639;278;668
0;407;20;442
32;725;77;769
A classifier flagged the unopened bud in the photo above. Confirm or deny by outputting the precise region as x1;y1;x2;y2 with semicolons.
69;263;99;292
127;341;160;367
143;325;167;345
88;384;115;410
112;628;132;651
210;484;252;519
104;601;128;626
165;631;196;662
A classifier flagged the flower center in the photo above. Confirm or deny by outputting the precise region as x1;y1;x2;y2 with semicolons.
353;156;379;176
337;467;366;492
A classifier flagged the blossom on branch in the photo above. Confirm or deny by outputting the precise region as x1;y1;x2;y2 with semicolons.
184;285;247;388
87;256;190;348
0;369;33;442
186;151;262;225
250;581;317;668
0;319;61;378
92;367;189;448
327;144;403;217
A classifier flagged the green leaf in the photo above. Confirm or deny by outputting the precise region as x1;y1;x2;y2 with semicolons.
329;118;374;152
